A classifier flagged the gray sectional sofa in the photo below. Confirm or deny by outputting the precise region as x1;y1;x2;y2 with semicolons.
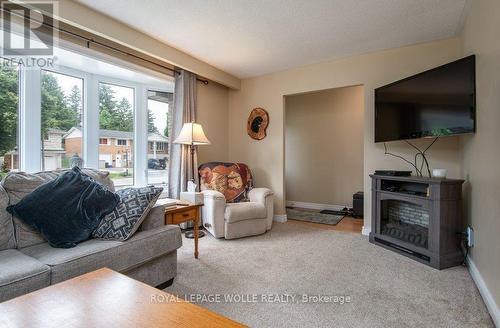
0;169;182;302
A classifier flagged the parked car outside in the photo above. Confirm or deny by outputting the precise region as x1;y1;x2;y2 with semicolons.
148;158;166;170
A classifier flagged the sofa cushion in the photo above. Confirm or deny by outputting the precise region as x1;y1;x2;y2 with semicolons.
21;225;182;284
0;249;50;302
36;168;116;192
7;167;120;248
92;186;163;241
0;185;15;250
2;168;115;205
2;168;115;248
138;204;167;232
224;202;266;223
3;172;53;248
199;162;253;203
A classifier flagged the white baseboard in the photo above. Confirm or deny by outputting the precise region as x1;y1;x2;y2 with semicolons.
273;214;287;223
361;226;371;236
467;257;499;327
286;201;348;211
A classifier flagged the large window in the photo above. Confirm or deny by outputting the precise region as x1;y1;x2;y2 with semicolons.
0;60;19;177
41;70;83;171
1;28;173;189
147;90;172;187
98;82;135;187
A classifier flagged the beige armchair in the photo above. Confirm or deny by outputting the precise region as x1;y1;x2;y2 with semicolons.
198;162;274;239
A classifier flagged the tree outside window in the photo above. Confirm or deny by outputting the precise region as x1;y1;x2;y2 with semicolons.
0;61;19;177
41;71;83;171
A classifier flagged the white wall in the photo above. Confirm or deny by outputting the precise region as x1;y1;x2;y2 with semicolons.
197;81;230;164
460;0;500;322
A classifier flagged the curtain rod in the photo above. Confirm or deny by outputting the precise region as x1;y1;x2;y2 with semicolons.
3;7;209;85
80;36;210;85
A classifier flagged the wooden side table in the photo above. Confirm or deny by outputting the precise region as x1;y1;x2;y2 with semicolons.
165;203;203;259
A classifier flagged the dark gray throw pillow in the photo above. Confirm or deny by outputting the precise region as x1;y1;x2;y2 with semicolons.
6;167;120;248
92;186;163;241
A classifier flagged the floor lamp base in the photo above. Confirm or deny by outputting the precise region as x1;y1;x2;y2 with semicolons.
184;229;206;239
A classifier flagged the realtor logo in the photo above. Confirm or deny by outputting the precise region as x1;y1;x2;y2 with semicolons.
1;0;57;56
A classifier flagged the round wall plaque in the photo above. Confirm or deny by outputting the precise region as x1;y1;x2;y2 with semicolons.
247;107;269;140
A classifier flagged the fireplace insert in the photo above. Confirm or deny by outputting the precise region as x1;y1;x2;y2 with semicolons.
381;200;429;249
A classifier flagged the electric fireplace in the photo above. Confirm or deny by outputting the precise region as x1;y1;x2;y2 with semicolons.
369;174;464;269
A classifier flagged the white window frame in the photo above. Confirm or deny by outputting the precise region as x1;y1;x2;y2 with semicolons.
18;66;89;173
20;65;149;187
19;67;41;172
15;62;169;190
4;20;173;180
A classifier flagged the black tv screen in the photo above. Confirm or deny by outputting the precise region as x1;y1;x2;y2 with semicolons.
375;55;476;143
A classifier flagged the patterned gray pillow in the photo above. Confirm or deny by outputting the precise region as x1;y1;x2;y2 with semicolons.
92;186;163;241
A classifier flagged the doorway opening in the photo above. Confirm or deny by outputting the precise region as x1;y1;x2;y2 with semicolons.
284;85;364;233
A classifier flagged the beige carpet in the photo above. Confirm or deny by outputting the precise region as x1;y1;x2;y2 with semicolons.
165;221;493;328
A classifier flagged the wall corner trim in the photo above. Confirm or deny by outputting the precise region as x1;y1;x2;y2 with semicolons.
273;214;287;223
467;257;500;327
361;226;371;236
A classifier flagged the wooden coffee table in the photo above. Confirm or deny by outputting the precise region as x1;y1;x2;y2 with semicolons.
0;268;245;328
165;203;204;259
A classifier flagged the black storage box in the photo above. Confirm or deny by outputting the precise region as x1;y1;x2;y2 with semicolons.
353;192;364;218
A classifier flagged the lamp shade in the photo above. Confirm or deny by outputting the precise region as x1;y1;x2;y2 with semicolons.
173;122;211;145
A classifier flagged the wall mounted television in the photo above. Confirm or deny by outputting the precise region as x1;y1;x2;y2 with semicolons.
375;55;476;143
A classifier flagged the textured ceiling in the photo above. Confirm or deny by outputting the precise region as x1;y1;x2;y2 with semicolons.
76;0;468;78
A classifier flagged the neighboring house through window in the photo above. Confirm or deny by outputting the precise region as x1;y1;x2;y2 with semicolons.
147;90;171;187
